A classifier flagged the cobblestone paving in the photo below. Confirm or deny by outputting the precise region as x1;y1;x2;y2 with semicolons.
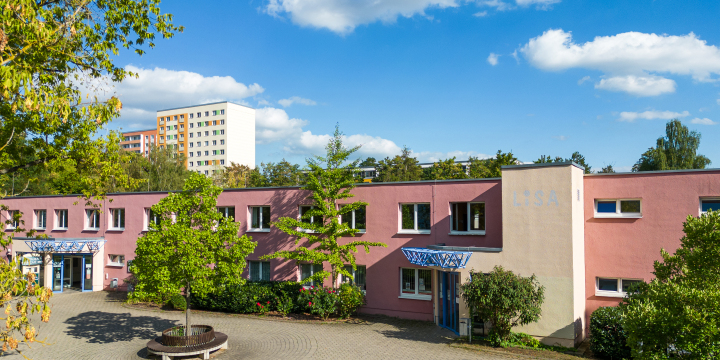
9;291;526;360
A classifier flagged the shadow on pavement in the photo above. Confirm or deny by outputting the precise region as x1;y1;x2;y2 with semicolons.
64;311;179;344
359;314;457;345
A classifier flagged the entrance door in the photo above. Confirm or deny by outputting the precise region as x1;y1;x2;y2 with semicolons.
82;255;93;292
52;255;63;292
440;271;460;333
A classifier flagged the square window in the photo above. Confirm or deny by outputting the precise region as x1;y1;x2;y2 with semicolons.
204;151;209;156
299;205;322;231
218;206;235;221
213;140;217;145
400;268;432;299
342;265;366;291
450;202;485;234
249;261;271;281
55;209;68;229
250;206;271;230
340;205;366;232
205;131;209;136
300;263;324;287
34;210;47;229
400;203;430;233
205;111;209;117
220;160;225;165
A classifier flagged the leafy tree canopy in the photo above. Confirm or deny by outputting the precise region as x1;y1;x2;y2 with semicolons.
633;119;711;172
467;150;519;178
374;146;423;182
424;157;468;180
597;165;616;174
250;159;304;187
213;162;254;188
535;151;593;174
358;157;377;167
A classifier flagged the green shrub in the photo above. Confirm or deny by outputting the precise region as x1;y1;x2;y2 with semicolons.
191;281;303;314
274;294;294;317
298;286;338;319
589;306;630;359
169;294;187;311
336;283;364;319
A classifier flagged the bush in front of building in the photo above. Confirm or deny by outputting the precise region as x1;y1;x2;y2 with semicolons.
589;306;631;359
298;286;338;320
461;266;545;347
192;281;302;313
336;283;365;319
169;293;187;311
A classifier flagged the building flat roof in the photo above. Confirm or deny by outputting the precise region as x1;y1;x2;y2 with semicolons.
156;101;254;112
121;128;157;135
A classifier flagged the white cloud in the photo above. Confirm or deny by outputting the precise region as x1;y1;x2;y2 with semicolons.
516;0;560;6
278;96;317;107
690;117;717;125
617;110;690;122
473;10;488;17
577;75;590;85
553;135;568;141
716;98;720;105
487;53;500;66
480;0;559;11
255;107;309;144
521;29;720;96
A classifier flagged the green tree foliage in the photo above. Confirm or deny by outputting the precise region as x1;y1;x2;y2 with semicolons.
535;151;592;174
128;144;191;192
461;266;545;346
633;119;711;172
424;157;468;180
213;162;253;188
130;172;256;335
467;150;519;178
597;165;616;174
0;0;180;354
622;211;720;359
250;160;304;187
359;157;377;167
262;126;387;288
374;146;423;182
589;306;631;359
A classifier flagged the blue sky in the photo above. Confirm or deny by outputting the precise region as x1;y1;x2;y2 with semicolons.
109;0;720;171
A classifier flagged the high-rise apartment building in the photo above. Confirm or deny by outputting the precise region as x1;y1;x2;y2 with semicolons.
119;129;158;156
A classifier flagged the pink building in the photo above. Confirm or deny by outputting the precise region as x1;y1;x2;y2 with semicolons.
3;163;719;347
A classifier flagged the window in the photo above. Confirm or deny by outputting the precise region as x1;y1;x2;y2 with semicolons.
108;254;125;267
299;205;322;231
174;116;178;121
109;208;125;230
220;119;225;124
34;210;47;229
197;112;201;118
213;140;217;146
180;115;184;120
220;160;225;165
218;206;235;221
213;120;217;125
205;131;209;136
145;208;160;231
190;123;194;128
197;122;202;128
196;151;201;156
595;199;642;218
86;210;100;229
205;111;209;117
204;151;209;156
701;198;720;214
342;265;366;291
249;206;271;231
340;206;366;232
220;140;225;145
450;202;485;234
400;268;432;300
220;149;225;155
220;110;225;115
190;113;194;119
204;170;209;175
6;210;19;229
596;277;644;297
220;129;225;135
180;125;184;130
300;264;323;287
190;161;194;166
204;141;209;146
55;209;68;229
190;133;194;138
400;203;431;233
249;261;271;281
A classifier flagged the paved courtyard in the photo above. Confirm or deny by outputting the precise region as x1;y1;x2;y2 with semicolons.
9;291;534;359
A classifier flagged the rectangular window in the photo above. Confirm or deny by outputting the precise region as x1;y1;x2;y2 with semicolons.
400;268;432;300
220;149;225;155
400;203;431;233
250;206;271;231
55;209;68;229
86;209;100;229
220;129;225;135
701;198;720;214
205;131;209;136
221;119;225;124
190;123;194;128
596;277;644;297
180;125;184;130
218;206;235;221
213;140;217;146
180;115;184;119
34;210;47;229
249;261;271;281
196;151;201;156
450;202;485;234
221;140;225;145
197;112;201;118
190;113;194;119
205;111;209;117
5;210;19;229
300;263;324;287
220;160;225;165
213;120;217;125
299;205;322;231
342;265;366;291
594;199;642;218
108;254;125;267
110;208;125;230
190;133;194;139
340;206;366;232
145;208;160;230
221;110;225;115
204;151;209;156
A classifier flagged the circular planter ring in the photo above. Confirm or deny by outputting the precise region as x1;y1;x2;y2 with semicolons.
161;325;215;347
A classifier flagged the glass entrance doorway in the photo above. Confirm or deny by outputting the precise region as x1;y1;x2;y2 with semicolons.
439;271;460;334
51;254;93;292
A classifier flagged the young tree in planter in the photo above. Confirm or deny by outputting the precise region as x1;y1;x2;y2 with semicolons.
461;266;545;346
262;125;387;288
130;172;257;335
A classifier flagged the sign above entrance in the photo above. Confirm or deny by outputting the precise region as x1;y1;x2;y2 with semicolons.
25;239;106;253
401;247;472;269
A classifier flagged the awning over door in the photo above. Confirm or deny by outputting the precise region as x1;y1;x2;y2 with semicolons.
401;247;472;269
21;238;106;253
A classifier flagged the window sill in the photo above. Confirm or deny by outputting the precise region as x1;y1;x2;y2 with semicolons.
297;228;318;234
83;228;100;232
399;294;432;301
397;230;431;235
247;228;271;233
595;291;627;298
449;230;486;236
106;228;125;232
594;214;642;219
106;262;124;268
52;228;68;231
33;227;46;231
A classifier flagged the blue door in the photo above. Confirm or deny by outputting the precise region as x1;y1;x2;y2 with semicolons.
441;271;460;334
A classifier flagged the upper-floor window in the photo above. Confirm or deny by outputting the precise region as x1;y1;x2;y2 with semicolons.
249;261;270;281
205;111;209;117
450;202;485;235
55;209;68;230
110;208;125;230
145;208;160;230
180;114;184;119
220;139;225;145
34;210;47;229
213;120;217;126
205;131;209;136
197;112;201;118
399;203;431;234
400;268;432;300
220;119;225;124
189;113;194;119
342;265;366;291
213;140;217;146
173;115;178;121
86;209;100;230
596;277;643;298
249;206;271;231
340;206;366;232
594;199;642;218
220;129;225;135
299;205;321;232
218;206;235;221
220;109;225;115
300;263;323;287
220;160;225;165
701;198;720;214
6;210;19;229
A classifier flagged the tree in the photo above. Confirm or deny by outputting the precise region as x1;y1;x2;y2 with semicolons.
359;157;377;167
137;145;191;191
130;172;257;336
597;165;616;174
424;157;468;180
213;162;253;188
374;146;423;182
262;126;387;288
633;119;711;172
467;150;519;178
0;0;180;354
622;211;720;358
461;266;545;346
535;151;593;174
251;160;304;187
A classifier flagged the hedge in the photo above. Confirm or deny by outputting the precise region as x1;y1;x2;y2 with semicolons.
589;306;631;359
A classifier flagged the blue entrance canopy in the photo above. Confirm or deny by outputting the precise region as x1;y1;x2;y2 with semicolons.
401;247;472;269
24;239;106;253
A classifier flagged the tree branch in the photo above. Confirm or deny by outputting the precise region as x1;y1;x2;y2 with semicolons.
0;155;58;175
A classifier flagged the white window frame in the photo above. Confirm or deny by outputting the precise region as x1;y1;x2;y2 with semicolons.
594;199;642;218
109;208;125;230
339;206;366;233
449;202;486;235
700;197;720;215
248;206;271;232
298;205;320;233
107;254;125;267
55;209;68;230
85;209;100;230
595;277;644;298
300;263;324;287
398;203;431;234
144;208;161;231
399;268;432;301
6;210;19;230
341;265;367;293
34;209;47;230
248;260;271;281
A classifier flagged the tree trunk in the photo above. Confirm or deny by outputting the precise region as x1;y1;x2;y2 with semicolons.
331;265;337;289
185;282;191;337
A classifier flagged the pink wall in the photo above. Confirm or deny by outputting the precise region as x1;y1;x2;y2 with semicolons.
583;170;720;328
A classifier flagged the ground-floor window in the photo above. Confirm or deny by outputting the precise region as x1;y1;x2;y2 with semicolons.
301;263;323;287
596;277;643;297
400;268;432;300
342;265;366;291
249;261;271;281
